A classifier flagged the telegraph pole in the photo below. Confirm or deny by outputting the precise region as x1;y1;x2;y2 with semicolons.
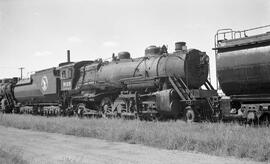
18;67;25;79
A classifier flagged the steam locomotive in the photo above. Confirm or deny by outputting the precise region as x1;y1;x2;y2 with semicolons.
0;42;219;121
2;25;270;124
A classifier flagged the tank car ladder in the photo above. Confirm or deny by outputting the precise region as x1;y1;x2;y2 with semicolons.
168;76;195;101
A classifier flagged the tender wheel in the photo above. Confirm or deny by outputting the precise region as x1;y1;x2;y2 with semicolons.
185;107;195;123
259;114;270;126
246;111;256;125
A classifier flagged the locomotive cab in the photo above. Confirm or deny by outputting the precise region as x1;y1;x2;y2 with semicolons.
59;65;73;91
59;61;94;91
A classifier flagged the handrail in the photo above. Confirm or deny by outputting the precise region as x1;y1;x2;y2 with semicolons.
215;25;270;48
243;24;270;32
168;76;195;101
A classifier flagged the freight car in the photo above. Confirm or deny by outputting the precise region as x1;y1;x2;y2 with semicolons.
0;42;219;122
214;25;270;124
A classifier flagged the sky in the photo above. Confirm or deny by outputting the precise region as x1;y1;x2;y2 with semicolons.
0;0;270;88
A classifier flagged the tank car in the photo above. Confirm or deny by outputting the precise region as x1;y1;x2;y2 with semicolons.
214;25;270;124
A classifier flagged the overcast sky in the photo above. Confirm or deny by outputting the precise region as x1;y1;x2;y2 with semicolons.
0;0;270;88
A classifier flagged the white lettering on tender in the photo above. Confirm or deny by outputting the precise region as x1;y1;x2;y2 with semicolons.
41;76;48;91
63;81;71;87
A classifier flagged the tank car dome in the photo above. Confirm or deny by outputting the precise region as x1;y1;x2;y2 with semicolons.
145;45;162;56
118;51;131;59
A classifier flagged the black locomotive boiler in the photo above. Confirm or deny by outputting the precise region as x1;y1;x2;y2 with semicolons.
0;42;218;121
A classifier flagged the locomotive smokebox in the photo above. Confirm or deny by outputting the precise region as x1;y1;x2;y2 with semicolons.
175;42;187;51
67;50;71;62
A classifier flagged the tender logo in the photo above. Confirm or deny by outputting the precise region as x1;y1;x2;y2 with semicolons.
41;76;48;91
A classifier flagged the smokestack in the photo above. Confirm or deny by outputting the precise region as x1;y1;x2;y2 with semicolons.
67;50;70;62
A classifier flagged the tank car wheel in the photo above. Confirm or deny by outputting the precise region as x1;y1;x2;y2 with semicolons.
185;107;195;123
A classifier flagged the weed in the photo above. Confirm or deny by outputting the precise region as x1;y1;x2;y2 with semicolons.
0;114;269;162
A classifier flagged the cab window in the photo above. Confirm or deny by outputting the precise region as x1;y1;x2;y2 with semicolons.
61;68;73;79
67;68;72;78
61;70;67;79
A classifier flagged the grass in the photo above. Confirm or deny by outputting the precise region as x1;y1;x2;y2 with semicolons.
0;145;28;164
0;114;269;162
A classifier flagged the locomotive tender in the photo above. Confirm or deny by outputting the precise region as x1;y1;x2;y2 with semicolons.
215;25;270;124
0;42;218;121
